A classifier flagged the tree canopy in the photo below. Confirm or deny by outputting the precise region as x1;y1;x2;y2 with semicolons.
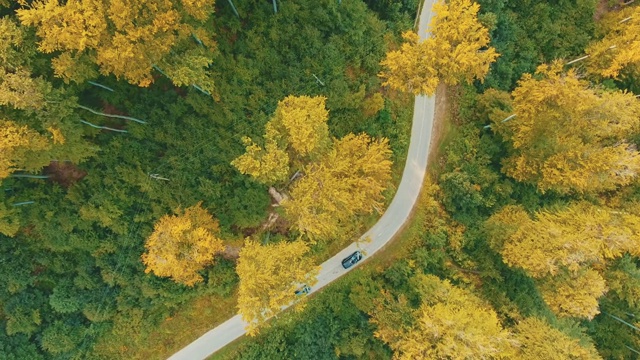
380;0;498;95
494;62;640;194
141;202;225;286
236;239;318;335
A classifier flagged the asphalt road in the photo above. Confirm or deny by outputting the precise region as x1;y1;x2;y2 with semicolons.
168;1;437;359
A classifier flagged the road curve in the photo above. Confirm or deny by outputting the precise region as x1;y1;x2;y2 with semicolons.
168;2;437;359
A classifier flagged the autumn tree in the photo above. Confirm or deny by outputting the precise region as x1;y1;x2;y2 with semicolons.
141;202;225;286
512;317;602;360
231;95;330;184
0;17;49;111
236;239;319;335
585;5;640;79
494;62;640;194
282;133;392;241
380;0;499;95
487;202;640;318
0;120;50;179
370;274;515;359
0;18;97;172
16;0;217;94
538;269;608;319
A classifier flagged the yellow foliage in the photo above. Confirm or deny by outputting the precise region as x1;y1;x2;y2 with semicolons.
513;317;602;359
236;239;318;335
585;5;640;78
141;203;224;286
371;275;515;360
362;92;385;117
499;61;640;194
0;17;25;68
490;201;640;319
499;202;640;278
484;205;530;252
380;0;498;95
0;203;20;237
0;120;50;179
231;137;290;185
0;68;47;110
17;0;216;88
231;95;330;184
0;18;48;110
539;269;608;320
283;133;392;241
271;95;330;159
47;126;66;145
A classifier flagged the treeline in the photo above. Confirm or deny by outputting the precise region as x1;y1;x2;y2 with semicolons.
220;0;640;359
0;0;416;358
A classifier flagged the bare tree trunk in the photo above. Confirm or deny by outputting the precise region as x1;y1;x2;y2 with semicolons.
269;187;287;205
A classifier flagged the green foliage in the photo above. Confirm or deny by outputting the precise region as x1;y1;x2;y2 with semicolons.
476;0;597;90
438;124;513;224
0;0;410;357
217;271;391;360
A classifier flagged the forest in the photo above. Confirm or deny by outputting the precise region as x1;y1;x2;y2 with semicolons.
0;0;639;359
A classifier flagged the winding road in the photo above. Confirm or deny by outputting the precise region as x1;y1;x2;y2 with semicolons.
168;1;437;359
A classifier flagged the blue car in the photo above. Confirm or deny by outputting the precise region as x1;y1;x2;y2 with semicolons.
341;251;363;269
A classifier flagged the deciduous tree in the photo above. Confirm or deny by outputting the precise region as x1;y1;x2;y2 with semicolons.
141;202;224;286
488;201;640;318
585;5;640;79
283;133;392;241
0;120;50;179
495;62;640;194
538;269;608;320
17;0;217;94
231;95;330;184
497;202;640;278
236;239;318;335
231;136;290;185
512;317;602;359
0;18;49;111
380;0;499;95
370;274;515;359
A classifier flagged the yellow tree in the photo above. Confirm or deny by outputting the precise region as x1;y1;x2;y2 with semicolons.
17;0;217;93
270;95;331;159
141;202;224;286
488;202;640;318
585;5;640;79
498;202;640;278
380;0;499;95
370;274;515;360
230;137;290;185
0;120;50;179
0;18;49;111
282;133;392;241
538;269;608;320
512;317;602;359
495;61;640;194
236;239;318;335
231;95;331;184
